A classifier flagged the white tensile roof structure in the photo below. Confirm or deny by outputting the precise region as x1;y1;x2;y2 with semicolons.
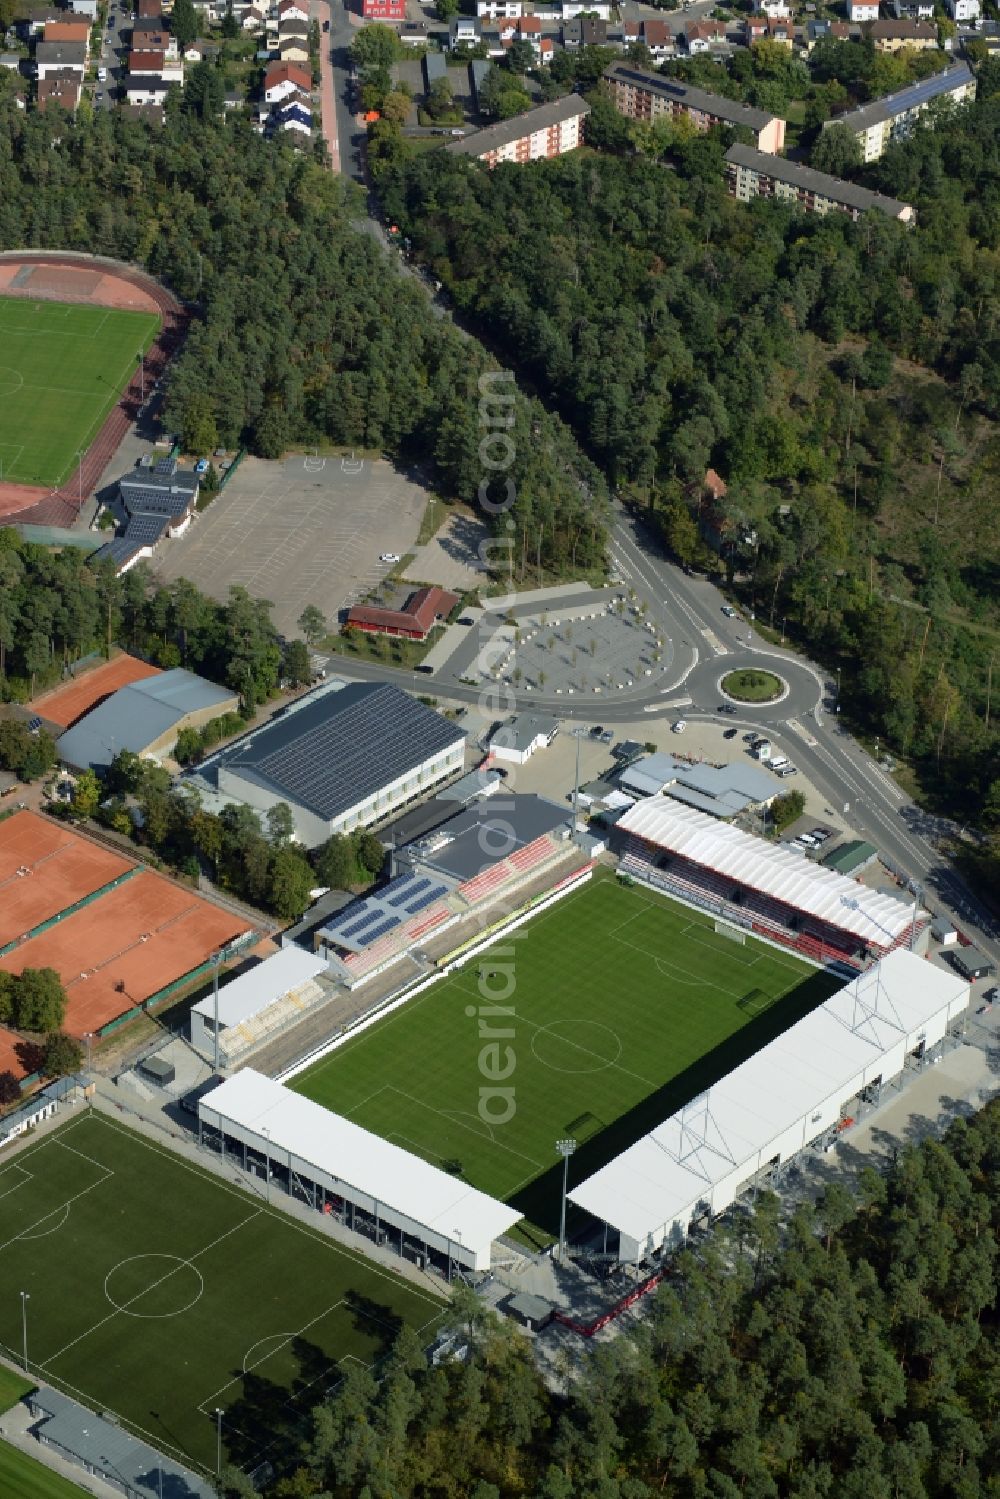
198;1069;520;1272
620;799;920;947
569;950;968;1261
191;947;326;1030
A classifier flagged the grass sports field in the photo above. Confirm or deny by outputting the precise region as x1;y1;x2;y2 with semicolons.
0;297;160;488
0;1114;443;1475
0;1442;91;1499
295;872;839;1236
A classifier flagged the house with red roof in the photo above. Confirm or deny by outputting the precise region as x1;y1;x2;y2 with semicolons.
346;587;460;641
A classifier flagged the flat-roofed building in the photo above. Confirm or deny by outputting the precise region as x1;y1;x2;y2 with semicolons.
825;62;976;162
604;61;786;154
725;143;915;222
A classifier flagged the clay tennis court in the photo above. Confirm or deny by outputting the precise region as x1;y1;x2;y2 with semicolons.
0;1026;24;1080
0;810;134;950
33;654;161;729
0;869;250;1037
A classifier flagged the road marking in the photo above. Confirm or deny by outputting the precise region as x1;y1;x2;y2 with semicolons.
658;696;692;708
659;649;699;693
786;718;817;747
702;628;727;655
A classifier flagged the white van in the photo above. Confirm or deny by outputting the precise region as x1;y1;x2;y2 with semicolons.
97;65;107;81
769;755;790;771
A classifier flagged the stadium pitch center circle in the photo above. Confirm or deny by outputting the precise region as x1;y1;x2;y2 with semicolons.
104;1254;205;1319
0;366;24;397
530;1020;623;1074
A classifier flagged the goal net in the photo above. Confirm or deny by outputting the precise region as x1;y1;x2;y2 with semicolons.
713;919;746;945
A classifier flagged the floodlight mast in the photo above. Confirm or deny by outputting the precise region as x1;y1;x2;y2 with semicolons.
556;1138;577;1260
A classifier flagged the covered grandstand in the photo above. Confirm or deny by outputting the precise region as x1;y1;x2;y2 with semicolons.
198;1069;520;1275
569;949;969;1264
617;800;924;967
189;947;330;1067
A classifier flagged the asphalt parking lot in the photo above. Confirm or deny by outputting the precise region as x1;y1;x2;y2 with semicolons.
154;453;429;638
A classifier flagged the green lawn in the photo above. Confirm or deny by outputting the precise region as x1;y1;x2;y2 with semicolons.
294;873;837;1237
0;1441;90;1499
0;1363;33;1415
0;298;160;488
0;1115;442;1475
721;668;785;702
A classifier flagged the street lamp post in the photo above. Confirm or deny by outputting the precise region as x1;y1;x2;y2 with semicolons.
76;450;84;507
20;1291;29;1373
84;1031;93;1074
215;1407;223;1481
453;1228;463;1283
262;1126;271;1206
137;350;144;406
780;616;786;646
555;1138;577;1261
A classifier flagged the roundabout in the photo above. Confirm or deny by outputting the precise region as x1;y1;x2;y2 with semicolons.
720;667;788;705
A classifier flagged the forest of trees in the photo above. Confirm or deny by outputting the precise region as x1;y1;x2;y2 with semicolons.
0;74;606;580
378;74;1000;848
221;1100;1000;1499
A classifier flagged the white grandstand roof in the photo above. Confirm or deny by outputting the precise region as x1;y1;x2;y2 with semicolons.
619;800;919;946
191;947;327;1031
569;950;968;1248
199;1069;520;1260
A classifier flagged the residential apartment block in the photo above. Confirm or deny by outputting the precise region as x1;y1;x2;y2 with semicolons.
847;0;879;19
946;0;980;20
724;144;915;224
604;62;785;155
445;93;590;165
825;62;976;163
361;0;405;17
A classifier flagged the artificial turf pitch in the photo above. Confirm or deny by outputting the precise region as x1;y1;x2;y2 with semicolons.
0;1114;443;1474
0;297;160;488
295;872;840;1235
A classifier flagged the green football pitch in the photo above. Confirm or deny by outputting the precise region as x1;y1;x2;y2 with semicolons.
0;1441;93;1499
0;1114;443;1475
0;297;160;488
295;872;839;1235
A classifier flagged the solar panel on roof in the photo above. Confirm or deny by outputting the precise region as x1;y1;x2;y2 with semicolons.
389;876;430;907
337;906;383;940
360;915;400;945
406;886;445;915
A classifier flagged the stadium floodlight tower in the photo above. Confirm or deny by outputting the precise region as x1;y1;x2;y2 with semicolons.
556;1138;577;1260
210;949;224;1071
19;1290;29;1373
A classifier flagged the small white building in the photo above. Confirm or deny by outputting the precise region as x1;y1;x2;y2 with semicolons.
476;0;522;15
846;0;879;18
562;0;611;16
68;0;98;16
945;0;980;20
488;711;560;765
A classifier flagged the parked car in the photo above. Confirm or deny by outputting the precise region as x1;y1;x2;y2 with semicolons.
194;458;210;474
775;765;798;777
590;725;605;739
600;729;614;743
672;720;687;734
721;605;738;618
723;727;738;740
809;829;831;843
379;552;400;564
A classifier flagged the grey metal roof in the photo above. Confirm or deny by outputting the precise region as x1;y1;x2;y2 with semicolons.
831;61;974;134
604;61;778;133
445;94;591;157
424;50;447;85
122;73;174;93
29;1386;214;1499
222;683;466;824
92;537;148;570
489;712;560;755
36;41;86;63
620;753;777;816
725;142;913;218
57;668;236;769
438;768;503;803
402;793;568;883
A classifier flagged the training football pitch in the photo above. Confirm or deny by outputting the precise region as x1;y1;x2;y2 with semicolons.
0;1114;443;1475
0;298;160;488
295;872;839;1234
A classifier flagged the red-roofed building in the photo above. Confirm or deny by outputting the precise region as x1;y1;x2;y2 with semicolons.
362;0;405;18
346;586;460;641
129;48;165;72
264;59;311;101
